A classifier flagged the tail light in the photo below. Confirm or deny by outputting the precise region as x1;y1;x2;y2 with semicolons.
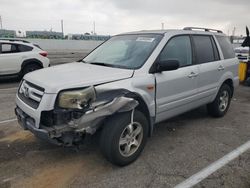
39;51;48;57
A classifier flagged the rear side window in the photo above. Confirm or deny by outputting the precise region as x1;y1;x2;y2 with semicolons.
216;36;235;59
193;35;219;64
18;44;33;52
159;35;192;67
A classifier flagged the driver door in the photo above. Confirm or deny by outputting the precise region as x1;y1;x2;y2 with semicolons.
155;35;200;123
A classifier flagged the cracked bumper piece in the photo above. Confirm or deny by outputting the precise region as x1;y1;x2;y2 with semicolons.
71;96;139;133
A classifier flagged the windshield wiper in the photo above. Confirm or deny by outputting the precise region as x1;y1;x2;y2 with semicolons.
89;62;116;67
87;62;129;69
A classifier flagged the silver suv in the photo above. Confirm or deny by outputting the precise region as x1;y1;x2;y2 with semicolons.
15;27;239;166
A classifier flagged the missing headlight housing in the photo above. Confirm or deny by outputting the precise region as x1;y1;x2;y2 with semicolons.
58;86;96;109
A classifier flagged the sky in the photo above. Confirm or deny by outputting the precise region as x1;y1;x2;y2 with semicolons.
0;0;250;36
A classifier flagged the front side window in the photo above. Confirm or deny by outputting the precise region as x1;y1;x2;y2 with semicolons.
1;43;19;54
83;34;163;69
193;35;216;64
158;35;192;67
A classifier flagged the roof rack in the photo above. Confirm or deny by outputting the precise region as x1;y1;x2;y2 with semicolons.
0;38;31;43
183;27;223;33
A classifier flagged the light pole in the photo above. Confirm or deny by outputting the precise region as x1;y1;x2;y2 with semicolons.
161;22;164;30
0;15;3;29
61;19;64;38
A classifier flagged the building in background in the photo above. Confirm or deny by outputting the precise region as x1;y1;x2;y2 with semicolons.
26;31;63;39
232;36;245;48
67;33;110;41
0;29;16;38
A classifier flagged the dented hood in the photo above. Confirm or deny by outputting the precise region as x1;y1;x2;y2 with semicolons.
24;62;134;93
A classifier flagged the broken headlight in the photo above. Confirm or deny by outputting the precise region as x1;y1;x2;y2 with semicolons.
58;86;96;109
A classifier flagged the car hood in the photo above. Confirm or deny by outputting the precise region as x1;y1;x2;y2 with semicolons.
24;62;134;93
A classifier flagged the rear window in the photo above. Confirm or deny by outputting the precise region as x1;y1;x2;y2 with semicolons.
193;35;219;64
33;44;43;50
216;36;235;59
18;44;33;52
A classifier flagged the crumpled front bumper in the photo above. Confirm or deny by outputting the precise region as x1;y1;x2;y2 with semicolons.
15;94;139;146
15;107;61;145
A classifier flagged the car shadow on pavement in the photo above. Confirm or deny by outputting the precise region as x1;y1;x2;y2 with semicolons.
155;106;208;132
0;106;209;167
0;76;20;84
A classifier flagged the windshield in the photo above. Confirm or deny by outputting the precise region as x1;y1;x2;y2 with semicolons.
83;34;163;69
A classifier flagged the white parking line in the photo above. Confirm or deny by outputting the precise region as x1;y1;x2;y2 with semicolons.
0;118;17;124
174;140;250;188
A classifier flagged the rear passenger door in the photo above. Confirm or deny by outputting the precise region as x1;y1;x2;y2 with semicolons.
0;43;22;75
215;35;238;81
155;35;200;123
192;35;222;101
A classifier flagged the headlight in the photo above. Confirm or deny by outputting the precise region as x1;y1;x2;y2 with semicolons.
58;86;96;109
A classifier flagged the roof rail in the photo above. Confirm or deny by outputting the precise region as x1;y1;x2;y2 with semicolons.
0;38;30;43
183;27;223;33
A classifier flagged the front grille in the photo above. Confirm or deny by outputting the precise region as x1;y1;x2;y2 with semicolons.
18;80;45;109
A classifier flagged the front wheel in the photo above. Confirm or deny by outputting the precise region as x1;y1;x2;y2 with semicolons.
207;84;232;117
100;110;149;166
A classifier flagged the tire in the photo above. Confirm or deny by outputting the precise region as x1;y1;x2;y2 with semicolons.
100;110;149;166
21;63;41;76
207;84;232;118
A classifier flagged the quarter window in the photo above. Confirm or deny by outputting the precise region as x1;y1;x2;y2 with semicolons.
159;36;192;67
193;35;217;64
216;36;235;59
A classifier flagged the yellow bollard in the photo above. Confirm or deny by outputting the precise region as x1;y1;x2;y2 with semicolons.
238;62;248;82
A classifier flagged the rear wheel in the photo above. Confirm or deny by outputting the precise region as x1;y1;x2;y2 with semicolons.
100;110;149;166
207;84;232;117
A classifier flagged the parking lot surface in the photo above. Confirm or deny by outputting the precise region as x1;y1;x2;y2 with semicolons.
0;61;249;187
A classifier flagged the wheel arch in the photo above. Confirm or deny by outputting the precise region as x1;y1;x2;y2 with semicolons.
21;58;43;69
221;78;234;98
125;92;155;137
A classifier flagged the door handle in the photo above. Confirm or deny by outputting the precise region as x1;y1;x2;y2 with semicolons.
188;72;199;78
218;65;225;71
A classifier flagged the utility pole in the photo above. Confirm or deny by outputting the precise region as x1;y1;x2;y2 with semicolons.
0;15;3;30
93;21;96;35
61;19;64;38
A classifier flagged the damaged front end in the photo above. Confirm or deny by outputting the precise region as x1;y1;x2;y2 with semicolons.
39;88;139;146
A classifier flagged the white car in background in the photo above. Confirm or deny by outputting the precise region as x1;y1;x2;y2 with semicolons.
234;46;249;62
0;39;50;78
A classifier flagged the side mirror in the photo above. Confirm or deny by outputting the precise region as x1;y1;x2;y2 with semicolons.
152;59;180;73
